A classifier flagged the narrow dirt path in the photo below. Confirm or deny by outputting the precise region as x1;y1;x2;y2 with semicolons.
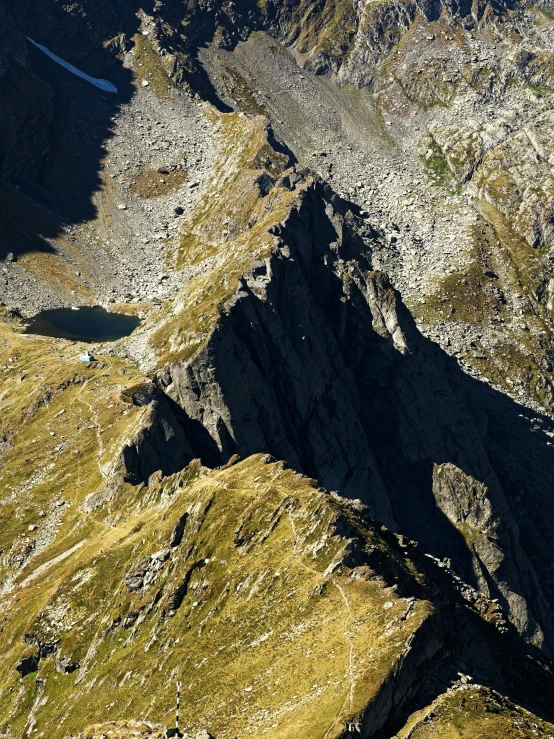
334;579;356;712
286;508;357;738
77;381;106;469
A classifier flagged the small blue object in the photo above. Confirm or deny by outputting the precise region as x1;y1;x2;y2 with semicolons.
79;351;95;363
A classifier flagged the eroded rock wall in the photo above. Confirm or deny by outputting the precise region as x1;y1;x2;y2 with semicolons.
148;180;554;652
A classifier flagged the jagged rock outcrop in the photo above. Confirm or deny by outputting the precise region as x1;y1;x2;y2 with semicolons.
119;390;197;486
122;0;514;92
150;178;553;653
118;385;223;485
262;0;480;83
2;1;554;736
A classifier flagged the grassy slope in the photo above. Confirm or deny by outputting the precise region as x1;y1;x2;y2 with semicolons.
398;684;554;738
1;454;432;739
0;311;148;588
0;310;158;733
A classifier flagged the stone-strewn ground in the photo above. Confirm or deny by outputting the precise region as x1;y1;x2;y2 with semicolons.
2;1;554;736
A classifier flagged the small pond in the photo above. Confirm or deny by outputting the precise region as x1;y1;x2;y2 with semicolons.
24;306;141;342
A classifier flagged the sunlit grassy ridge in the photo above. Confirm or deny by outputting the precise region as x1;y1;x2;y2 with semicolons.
0;454;433;739
398;684;554;738
144;107;299;367
0;313;156;734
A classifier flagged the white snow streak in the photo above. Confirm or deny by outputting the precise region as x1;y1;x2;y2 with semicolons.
26;38;118;93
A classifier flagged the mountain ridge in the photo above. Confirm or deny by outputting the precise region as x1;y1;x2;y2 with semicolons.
2;0;554;736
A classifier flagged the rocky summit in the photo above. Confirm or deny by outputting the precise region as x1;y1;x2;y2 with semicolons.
1;0;554;737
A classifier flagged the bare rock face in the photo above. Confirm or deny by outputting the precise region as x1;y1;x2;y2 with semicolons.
1;2;554;736
119;393;197;486
124;548;170;592
432;463;494;536
164;186;397;524
117;385;223;485
432;463;549;645
148;180;554;653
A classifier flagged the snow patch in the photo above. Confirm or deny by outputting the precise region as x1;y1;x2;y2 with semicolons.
26;38;118;94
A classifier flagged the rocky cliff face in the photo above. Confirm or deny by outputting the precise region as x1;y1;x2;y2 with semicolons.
187;0;554;415
2;0;554;736
139;175;551;654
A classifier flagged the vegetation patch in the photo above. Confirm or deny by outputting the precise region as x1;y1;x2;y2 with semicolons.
0;453;432;739
219;65;267;116
132;34;175;98
130;167;188;199
420;138;457;188
398;685;554;738
476;200;546;306
412;223;504;326
16;251;94;298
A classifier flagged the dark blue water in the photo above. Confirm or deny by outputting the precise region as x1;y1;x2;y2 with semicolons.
24;306;141;342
